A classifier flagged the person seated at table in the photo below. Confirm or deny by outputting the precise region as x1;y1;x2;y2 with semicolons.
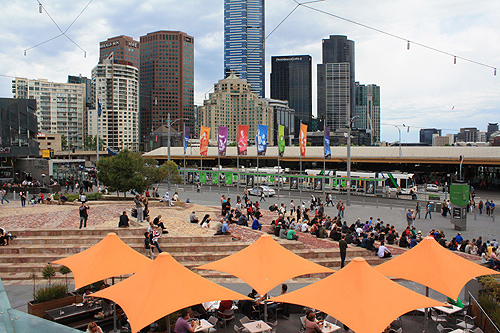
175;309;195;333
191;303;209;320
86;322;103;333
83;289;94;303
305;312;322;333
217;299;234;322
277;284;290;318
239;289;259;319
255;294;277;321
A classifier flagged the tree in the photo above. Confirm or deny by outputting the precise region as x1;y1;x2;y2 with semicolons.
42;264;56;287
97;150;149;196
157;161;182;187
84;135;104;151
61;135;68;151
59;266;71;289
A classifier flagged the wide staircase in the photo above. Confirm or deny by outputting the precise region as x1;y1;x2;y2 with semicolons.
1;228;386;285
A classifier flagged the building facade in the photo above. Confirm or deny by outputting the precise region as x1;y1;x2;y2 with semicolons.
201;73;274;145
457;127;479;143
139;30;194;146
12;78;86;150
264;99;295;146
99;35;140;68
89;59;139;152
224;0;265;97
354;82;380;145
487;123;498;142
317;35;355;131
270;55;312;125
420;128;442;145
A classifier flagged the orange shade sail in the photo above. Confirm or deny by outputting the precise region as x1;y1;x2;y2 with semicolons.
270;257;444;333
91;252;250;333
51;232;151;289
375;236;499;300
195;234;334;295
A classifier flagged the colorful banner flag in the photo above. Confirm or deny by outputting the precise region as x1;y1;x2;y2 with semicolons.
278;124;285;157
324;126;331;159
300;123;308;157
257;124;268;156
218;126;228;156
183;126;190;154
200;126;210;156
237;125;249;155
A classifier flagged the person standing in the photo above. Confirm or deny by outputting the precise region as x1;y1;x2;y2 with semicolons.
339;234;348;268
260;188;266;202
486;200;491;216
415;202;421;219
491;201;496;216
79;202;90;229
406;209;414;227
134;195;143;223
425;202;432;219
478;200;484;214
20;191;26;207
336;199;342;217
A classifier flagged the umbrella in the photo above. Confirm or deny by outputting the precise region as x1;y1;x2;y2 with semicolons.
51;232;152;289
91;252;250;333
375;236;498;300
270;257;444;333
195;234;334;296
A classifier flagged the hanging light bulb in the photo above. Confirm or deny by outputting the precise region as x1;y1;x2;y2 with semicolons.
407;41;410;50
39;3;42;13
454;56;457;64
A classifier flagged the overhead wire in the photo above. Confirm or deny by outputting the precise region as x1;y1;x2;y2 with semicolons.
299;2;497;74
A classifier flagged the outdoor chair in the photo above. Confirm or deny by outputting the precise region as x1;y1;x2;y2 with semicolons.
430;309;448;323
394;328;402;333
456;314;476;330
218;309;235;329
472;328;484;333
299;315;306;333
234;324;244;333
204;316;218;333
325;315;338;325
436;324;453;333
240;316;251;325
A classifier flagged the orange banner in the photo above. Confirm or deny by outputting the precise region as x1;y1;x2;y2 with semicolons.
300;123;307;157
200;126;210;156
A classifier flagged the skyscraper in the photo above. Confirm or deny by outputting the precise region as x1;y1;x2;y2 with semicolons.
317;35;355;131
270;55;312;125
419;128;441;145
89;59;139;152
355;82;380;145
139;31;194;144
224;0;265;97
99;36;140;68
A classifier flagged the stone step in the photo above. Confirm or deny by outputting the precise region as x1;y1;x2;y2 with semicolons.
8;228;148;237
10;235;237;246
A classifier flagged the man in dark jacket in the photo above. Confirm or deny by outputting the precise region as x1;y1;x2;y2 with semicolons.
118;211;129;228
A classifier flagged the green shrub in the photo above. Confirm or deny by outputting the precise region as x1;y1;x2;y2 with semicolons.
478;293;500;328
42;264;56;287
34;284;68;303
53;192;102;202
477;275;500;302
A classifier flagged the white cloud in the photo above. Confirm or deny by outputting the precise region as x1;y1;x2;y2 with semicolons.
0;0;498;143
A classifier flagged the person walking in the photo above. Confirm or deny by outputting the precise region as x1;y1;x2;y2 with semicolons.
260;189;266;202
425;202;432;219
79;202;90;229
0;189;9;204
339;234;348;268
491;201;496;216
415;202;421;219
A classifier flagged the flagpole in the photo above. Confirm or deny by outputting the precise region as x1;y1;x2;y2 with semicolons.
277;150;280;199
237;155;240;193
299;121;302;202
183;124;186;186
218;154;221;195
200;155;203;194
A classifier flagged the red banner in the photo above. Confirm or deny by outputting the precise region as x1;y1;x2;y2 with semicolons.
200;126;211;156
300;123;308;157
237;125;249;156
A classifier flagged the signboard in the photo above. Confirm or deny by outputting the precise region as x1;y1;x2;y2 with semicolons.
450;184;469;206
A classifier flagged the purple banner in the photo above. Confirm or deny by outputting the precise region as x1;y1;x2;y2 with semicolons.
218;126;228;156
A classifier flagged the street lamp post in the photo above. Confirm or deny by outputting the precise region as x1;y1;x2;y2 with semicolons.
346;116;359;206
166;113;188;191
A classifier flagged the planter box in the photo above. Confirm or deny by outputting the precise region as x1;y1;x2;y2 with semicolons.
27;293;83;318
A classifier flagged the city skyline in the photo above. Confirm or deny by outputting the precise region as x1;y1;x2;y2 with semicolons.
0;0;498;143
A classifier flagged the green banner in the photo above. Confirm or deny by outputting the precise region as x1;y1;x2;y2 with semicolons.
202;172;206;184
225;173;232;185
278;124;285;155
450;184;469;206
213;172;219;184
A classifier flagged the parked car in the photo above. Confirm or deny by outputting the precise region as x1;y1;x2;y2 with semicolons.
248;185;276;197
426;184;439;192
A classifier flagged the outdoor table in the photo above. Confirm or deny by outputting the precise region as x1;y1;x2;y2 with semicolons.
45;302;102;324
242;320;272;333
320;321;341;333
433;304;463;315
448;330;465;333
193;319;215;332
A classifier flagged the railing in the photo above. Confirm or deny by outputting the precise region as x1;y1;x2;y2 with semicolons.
468;291;500;333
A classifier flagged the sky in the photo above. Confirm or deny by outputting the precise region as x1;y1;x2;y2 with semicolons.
0;0;499;143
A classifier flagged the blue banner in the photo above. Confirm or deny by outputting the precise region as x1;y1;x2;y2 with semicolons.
184;126;190;154
257;124;268;156
324;126;331;159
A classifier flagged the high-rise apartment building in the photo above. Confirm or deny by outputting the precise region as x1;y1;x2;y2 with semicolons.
201;73;273;144
355;82;380;144
317;35;355;131
139;30;194;145
224;0;265;97
419;128;441;145
270;55;312;125
99;36;140;68
487;123;499;142
88;59;139;152
12;78;86;150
